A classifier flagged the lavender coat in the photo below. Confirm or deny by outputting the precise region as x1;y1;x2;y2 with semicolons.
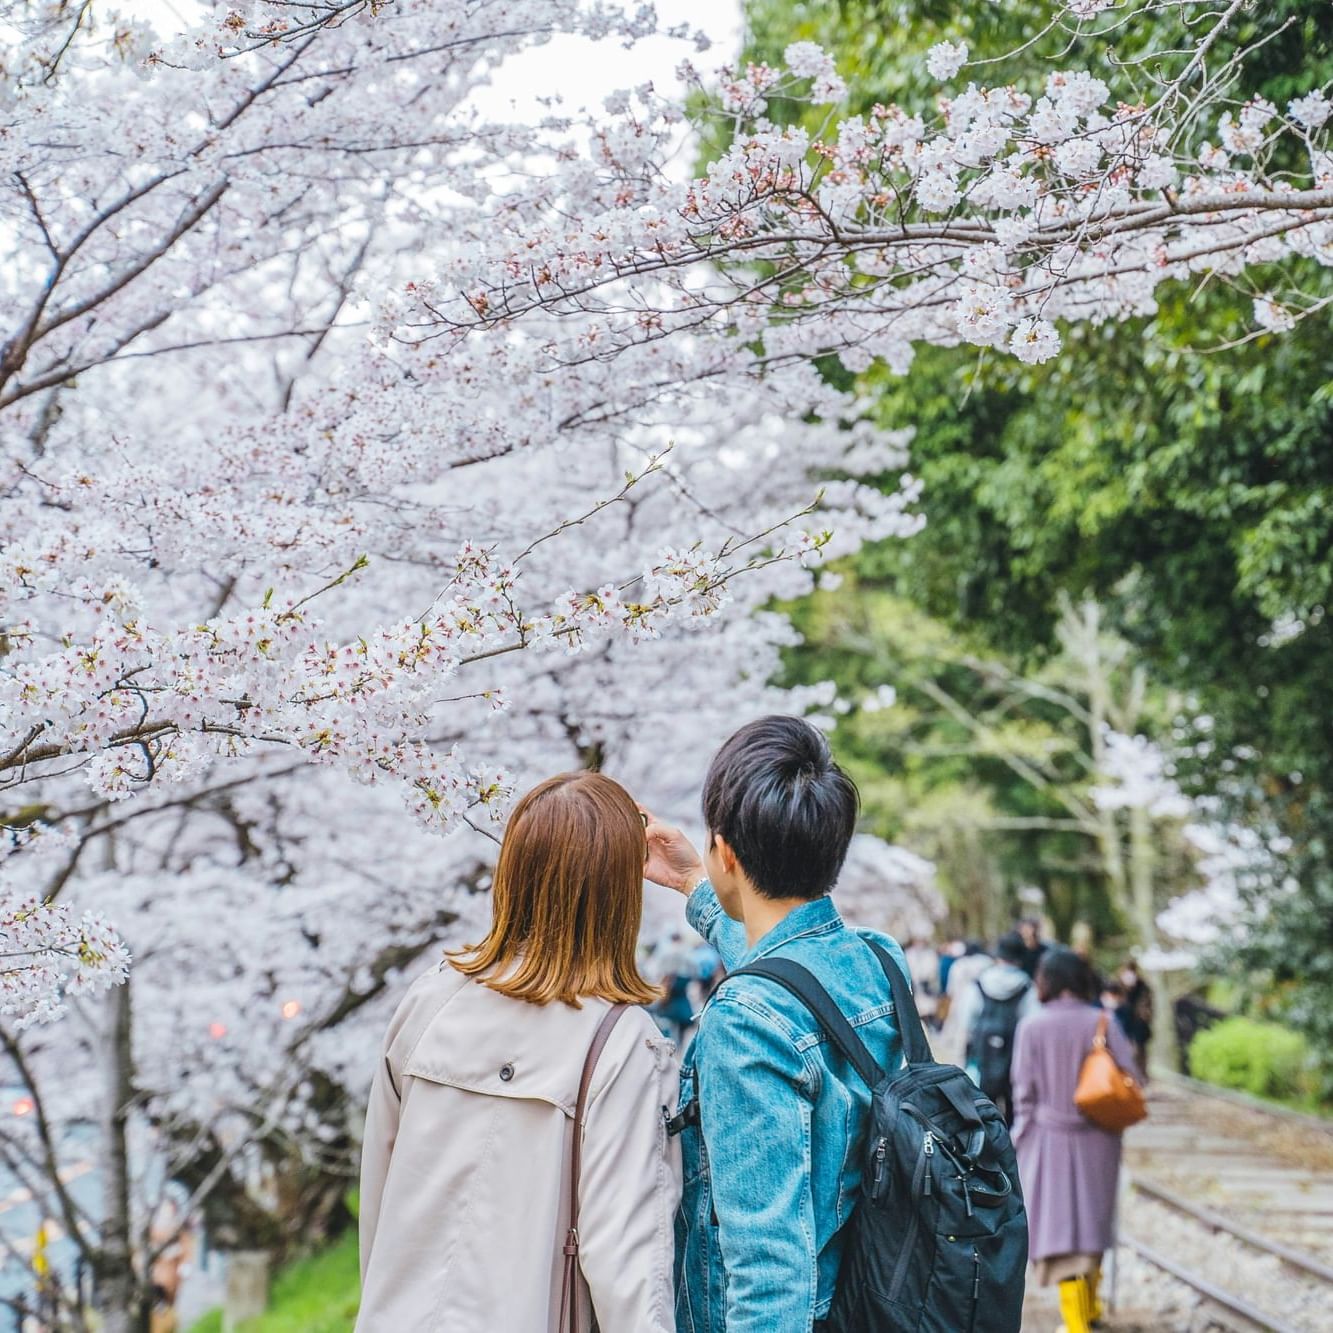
1010;997;1143;1261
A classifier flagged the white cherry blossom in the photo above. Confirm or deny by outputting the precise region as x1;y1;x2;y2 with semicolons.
926;41;969;83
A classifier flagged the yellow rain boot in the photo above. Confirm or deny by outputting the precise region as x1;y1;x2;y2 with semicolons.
1057;1276;1092;1333
1089;1265;1105;1325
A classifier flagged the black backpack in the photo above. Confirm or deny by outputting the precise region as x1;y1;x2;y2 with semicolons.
966;978;1030;1108
728;941;1027;1333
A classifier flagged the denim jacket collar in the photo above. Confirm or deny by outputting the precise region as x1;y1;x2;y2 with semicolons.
739;893;842;967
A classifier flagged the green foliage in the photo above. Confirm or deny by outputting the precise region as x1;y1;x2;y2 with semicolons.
740;1;1333;760
739;0;1333;1066
782;579;1195;945
187;1231;359;1333
1209;815;1333;1098
1188;1017;1313;1102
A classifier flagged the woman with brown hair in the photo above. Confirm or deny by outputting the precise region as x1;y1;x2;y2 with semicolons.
356;772;681;1333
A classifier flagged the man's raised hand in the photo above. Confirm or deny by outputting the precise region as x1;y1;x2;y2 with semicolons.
639;809;707;896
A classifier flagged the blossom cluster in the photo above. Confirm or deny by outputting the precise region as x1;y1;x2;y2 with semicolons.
1089;728;1195;821
406;19;1332;376
1;0;931;1098
0;892;129;1028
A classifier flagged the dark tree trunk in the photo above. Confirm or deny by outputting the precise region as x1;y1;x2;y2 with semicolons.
92;980;149;1333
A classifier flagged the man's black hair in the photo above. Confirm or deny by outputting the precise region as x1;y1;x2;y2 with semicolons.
995;931;1027;966
701;714;858;901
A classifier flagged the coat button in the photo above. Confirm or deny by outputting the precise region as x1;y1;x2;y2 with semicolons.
499;1063;515;1082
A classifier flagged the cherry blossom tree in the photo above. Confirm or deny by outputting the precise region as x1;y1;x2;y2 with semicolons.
835;835;943;942
0;2;918;1324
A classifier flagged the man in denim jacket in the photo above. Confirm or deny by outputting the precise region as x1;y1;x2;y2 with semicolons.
644;715;910;1333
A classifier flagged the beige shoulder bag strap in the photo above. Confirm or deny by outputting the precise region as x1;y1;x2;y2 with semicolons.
559;1002;629;1333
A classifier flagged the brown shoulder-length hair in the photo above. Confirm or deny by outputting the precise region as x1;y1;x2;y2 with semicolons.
449;772;658;1006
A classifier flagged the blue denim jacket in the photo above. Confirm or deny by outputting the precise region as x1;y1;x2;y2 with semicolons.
674;883;909;1333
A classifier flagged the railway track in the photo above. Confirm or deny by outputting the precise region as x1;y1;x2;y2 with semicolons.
1113;1072;1333;1332
1118;1236;1309;1333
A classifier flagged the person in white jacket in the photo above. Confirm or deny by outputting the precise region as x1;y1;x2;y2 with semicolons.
955;931;1041;1122
934;941;991;1066
357;772;681;1333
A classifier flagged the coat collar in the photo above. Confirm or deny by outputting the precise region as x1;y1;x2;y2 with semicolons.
399;965;621;1116
739;893;842;966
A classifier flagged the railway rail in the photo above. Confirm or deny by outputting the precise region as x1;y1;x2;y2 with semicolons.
1111;1071;1333;1332
1118;1236;1308;1333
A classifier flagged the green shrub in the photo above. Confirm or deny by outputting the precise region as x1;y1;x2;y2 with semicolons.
1189;1017;1312;1101
188;1230;359;1333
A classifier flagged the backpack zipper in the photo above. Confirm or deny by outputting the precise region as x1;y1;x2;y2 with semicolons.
886;1131;933;1302
968;1245;981;1331
870;1137;888;1201
872;1128;933;1203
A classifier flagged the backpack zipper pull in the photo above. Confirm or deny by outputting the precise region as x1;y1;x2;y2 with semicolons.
871;1137;887;1197
922;1132;934;1196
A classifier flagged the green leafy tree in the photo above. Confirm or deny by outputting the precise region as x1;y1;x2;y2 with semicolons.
743;0;1333;1066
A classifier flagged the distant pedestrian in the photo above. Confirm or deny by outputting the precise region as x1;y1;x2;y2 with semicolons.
904;935;941;1028
1173;990;1224;1075
1011;948;1143;1333
653;970;696;1043
31;1220;58;1332
1068;921;1104;991
1016;916;1049;979
148;1197;191;1333
936;940;991;1066
692;942;724;1003
937;935;965;999
1100;978;1150;1066
1117;958;1153;1071
955;932;1040;1122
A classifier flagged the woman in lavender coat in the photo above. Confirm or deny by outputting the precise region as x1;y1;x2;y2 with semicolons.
1011;948;1144;1333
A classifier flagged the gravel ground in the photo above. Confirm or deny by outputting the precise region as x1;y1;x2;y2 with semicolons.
1024;1082;1333;1330
1184;1095;1333;1175
1120;1191;1327;1331
1127;1078;1333;1258
1023;1234;1311;1331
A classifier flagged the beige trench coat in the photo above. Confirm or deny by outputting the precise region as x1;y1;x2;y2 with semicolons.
357;962;681;1333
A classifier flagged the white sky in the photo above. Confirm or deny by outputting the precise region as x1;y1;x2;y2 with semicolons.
469;0;742;120
137;0;742;115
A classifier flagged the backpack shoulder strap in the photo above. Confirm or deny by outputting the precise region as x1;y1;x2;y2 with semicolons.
725;957;882;1090
865;939;934;1066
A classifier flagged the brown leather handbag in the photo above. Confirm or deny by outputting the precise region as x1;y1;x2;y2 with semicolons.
1074;1011;1148;1132
558;1002;628;1333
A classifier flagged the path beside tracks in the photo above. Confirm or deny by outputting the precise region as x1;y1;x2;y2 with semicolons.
1023;1073;1333;1331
